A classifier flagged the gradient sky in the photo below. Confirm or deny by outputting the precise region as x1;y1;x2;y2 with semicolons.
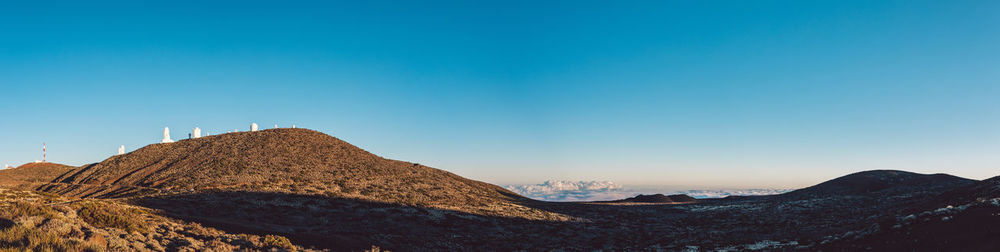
1;0;998;188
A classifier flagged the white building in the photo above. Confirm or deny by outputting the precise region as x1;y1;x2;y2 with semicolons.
251;123;259;132
193;127;202;138
161;127;175;143
118;145;125;155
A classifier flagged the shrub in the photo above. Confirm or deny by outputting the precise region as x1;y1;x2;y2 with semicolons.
261;235;295;251
75;202;148;233
34;191;61;199
0;201;60;219
365;245;388;252
0;226;102;251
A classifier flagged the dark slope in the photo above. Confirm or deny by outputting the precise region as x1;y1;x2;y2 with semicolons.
931;176;1000;206
780;170;975;199
0;162;75;190
820;176;1000;250
38;128;567;220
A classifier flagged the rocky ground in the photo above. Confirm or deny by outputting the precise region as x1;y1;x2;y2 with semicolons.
0;188;311;251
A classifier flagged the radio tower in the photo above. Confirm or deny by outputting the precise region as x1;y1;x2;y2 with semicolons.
42;142;46;162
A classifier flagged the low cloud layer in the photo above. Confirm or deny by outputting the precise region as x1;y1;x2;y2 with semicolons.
676;189;793;199
504;180;631;201
506;181;792;202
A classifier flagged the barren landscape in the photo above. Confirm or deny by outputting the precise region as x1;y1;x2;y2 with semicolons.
1;128;998;251
6;0;999;250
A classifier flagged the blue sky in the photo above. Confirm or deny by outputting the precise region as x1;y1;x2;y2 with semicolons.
1;0;998;188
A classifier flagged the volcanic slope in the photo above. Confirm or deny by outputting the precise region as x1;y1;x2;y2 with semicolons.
779;170;975;199
39;128;566;220
0;162;75;190
819;176;1000;250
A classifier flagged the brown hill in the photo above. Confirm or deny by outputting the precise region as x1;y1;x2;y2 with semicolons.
0;162;75;190
38;128;566;220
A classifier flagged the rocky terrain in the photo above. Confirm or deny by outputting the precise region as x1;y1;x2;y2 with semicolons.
0;188;306;251
817;176;1000;250
0;128;996;250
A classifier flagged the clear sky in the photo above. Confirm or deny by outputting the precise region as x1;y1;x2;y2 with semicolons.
1;0;998;188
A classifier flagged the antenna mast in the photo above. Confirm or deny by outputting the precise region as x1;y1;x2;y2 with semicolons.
42;142;46;162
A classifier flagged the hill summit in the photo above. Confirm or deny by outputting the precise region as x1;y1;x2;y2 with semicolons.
38;128;561;219
0;162;75;190
781;170;975;199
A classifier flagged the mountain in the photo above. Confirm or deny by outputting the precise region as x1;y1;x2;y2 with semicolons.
14;128;997;250
0;162;75;190
780;170;975;199
32;128;576;250
606;193;697;203
38;128;565;220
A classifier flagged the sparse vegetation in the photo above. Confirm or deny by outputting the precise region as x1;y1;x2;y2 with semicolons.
262;235;296;250
0;189;311;251
0;201;61;220
0;225;103;252
75;202;148;233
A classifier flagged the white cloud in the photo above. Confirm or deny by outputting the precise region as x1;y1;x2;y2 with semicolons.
505;180;631;201
506;181;793;201
677;189;792;199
